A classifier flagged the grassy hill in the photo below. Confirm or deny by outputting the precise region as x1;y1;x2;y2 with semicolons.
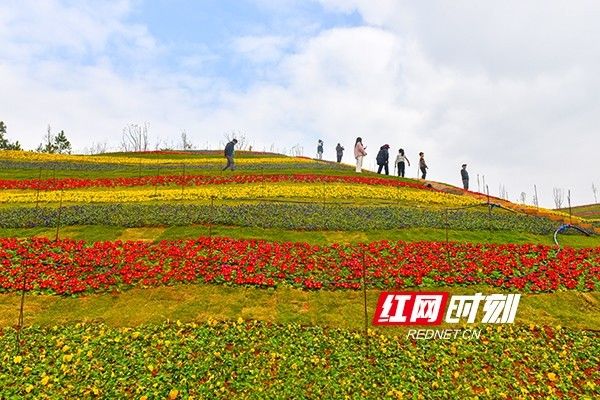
0;150;598;398
560;203;600;219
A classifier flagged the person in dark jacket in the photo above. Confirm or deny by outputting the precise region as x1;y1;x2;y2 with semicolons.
461;164;469;190
317;140;324;160
376;144;390;175
222;139;238;171
335;143;344;162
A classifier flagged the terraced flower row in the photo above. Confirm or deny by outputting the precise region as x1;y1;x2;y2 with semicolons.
1;237;597;295
0;160;348;172
0;203;559;234
1;321;597;399
0;173;433;191
0;183;479;207
0;150;311;166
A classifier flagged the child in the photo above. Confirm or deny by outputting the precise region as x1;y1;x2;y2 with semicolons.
395;148;410;177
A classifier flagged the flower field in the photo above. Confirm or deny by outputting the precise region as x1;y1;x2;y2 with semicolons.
0;159;348;173
1;321;597;399
1;150;598;398
0;173;431;191
0;150;312;166
1;182;480;207
1;237;598;295
0;203;559;234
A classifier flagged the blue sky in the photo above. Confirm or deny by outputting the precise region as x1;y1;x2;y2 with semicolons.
0;0;599;206
123;0;361;89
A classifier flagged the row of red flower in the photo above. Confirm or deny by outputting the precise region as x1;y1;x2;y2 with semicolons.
0;237;597;295
0;173;434;191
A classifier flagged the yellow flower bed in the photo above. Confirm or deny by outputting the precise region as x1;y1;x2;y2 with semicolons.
0;183;480;207
0;150;310;165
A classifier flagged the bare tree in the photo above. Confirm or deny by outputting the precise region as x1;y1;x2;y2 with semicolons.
85;141;108;155
223;130;248;150
37;125;56;153
121;122;149;152
158;137;176;151
593;183;598;203
290;144;303;157
180;130;193;150
519;192;527;204
553;188;564;209
499;184;508;200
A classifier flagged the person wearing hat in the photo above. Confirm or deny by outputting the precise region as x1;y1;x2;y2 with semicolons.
376;144;391;175
461;164;469;190
222;138;238;171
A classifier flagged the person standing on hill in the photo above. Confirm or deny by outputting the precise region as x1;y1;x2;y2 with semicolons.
354;137;367;173
419;152;428;179
395;148;410;177
317;140;324;160
376;144;390;175
335;143;344;163
222;138;238;171
461;164;469;190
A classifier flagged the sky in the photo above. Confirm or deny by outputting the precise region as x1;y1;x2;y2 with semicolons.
0;0;599;207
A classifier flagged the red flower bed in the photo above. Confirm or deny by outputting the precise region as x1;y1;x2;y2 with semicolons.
0;237;597;295
0;173;435;191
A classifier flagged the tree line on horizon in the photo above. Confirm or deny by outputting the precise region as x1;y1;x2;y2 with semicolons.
0;121;71;154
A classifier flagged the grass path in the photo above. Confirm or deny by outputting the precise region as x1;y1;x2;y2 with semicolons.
1;224;599;247
1;285;598;332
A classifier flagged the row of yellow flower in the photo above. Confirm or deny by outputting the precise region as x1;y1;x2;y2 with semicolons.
0;150;311;166
0;183;480;207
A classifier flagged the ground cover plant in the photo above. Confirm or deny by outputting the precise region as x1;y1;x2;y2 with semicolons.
1;321;598;399
0;160;350;176
0;203;560;234
0;173;430;191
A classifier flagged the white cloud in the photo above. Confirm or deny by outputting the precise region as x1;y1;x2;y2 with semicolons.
232;35;291;64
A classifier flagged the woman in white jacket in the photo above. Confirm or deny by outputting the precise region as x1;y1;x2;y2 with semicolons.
354;137;367;173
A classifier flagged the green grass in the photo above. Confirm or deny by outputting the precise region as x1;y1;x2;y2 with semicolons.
561;203;600;219
101;150;285;159
1;284;598;332
0;165;376;180
1;224;598;247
